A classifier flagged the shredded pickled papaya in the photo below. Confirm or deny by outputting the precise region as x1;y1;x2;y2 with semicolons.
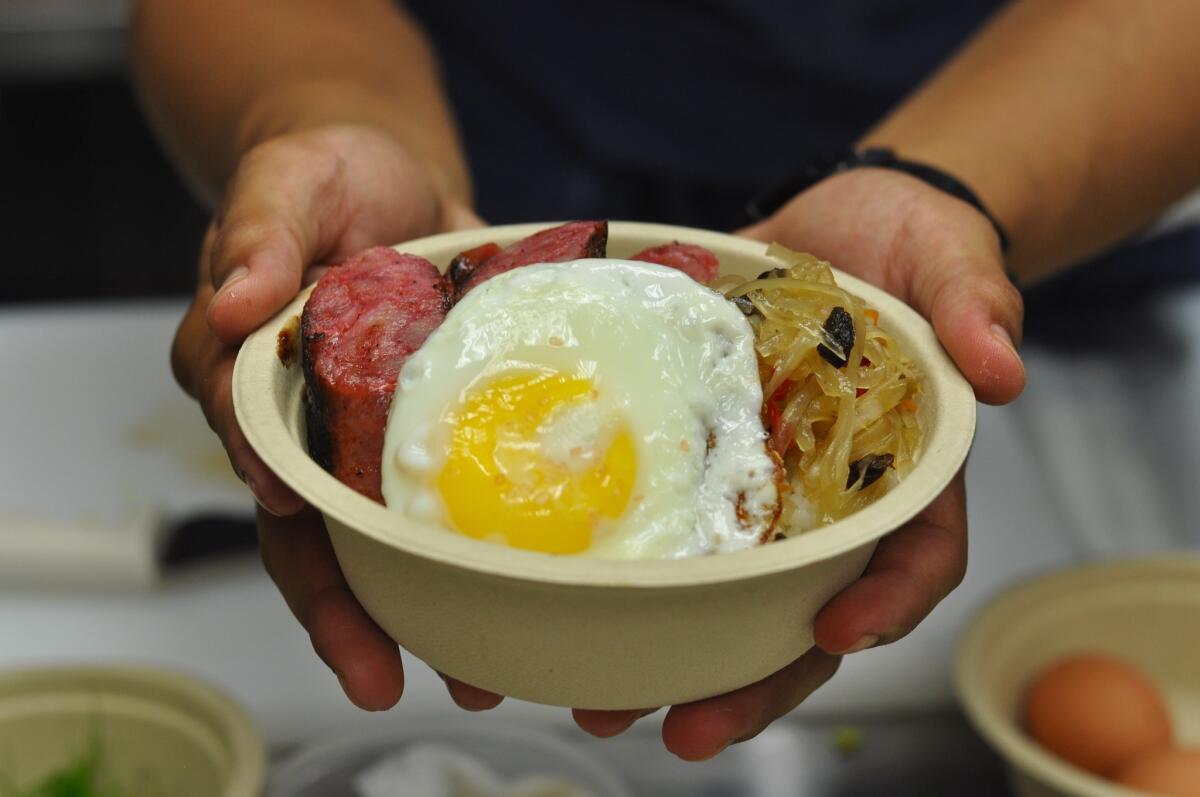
714;244;923;533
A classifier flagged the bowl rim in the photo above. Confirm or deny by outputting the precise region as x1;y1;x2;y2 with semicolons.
0;664;266;796
233;221;976;588
954;554;1200;797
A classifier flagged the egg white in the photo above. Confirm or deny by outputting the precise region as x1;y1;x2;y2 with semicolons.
380;259;779;559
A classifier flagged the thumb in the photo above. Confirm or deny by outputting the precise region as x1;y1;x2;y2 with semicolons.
204;134;376;345
442;200;487;232
910;256;1026;405
205;144;339;345
733;217;772;242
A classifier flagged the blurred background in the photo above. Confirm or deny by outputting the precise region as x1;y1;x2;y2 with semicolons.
0;0;203;304
0;2;1196;795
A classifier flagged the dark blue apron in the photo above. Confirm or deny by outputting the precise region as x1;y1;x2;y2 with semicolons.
405;0;1198;305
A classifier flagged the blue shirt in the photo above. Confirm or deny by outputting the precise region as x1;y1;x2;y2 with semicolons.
406;0;1004;227
405;0;1198;304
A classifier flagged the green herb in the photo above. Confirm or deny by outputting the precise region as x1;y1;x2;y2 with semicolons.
830;725;865;756
2;737;119;797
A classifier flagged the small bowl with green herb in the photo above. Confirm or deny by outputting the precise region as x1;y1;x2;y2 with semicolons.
0;666;264;797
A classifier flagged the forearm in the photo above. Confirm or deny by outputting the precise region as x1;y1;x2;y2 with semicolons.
861;0;1200;282
130;0;470;206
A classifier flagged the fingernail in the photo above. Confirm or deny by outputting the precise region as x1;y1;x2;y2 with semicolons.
245;476;282;517
990;323;1018;356
215;266;249;297
841;634;879;655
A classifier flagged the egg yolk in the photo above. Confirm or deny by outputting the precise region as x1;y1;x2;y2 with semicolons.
436;370;636;554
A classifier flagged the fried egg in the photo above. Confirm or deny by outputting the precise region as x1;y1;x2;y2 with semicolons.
380;260;780;559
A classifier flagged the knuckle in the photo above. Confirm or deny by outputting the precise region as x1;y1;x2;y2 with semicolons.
237;138;287;174
1000;279;1025;323
981;270;1024;315
213;216;281;267
211;212;308;292
934;266;1021;319
924;269;969;317
242;132;336;181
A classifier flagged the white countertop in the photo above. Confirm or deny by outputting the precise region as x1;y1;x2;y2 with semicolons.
2;296;1197;747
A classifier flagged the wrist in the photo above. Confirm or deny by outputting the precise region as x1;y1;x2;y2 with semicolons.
856;131;1050;281
769;165;1015;292
750;146;1010;257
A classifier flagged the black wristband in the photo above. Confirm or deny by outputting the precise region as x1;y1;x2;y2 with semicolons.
746;147;1011;254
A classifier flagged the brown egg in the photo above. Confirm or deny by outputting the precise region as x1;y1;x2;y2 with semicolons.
1117;748;1200;796
1024;653;1173;777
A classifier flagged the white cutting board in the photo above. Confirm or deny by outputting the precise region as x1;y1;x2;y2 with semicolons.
0;300;252;588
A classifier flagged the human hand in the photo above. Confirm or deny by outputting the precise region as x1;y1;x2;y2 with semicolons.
570;168;1025;758
171;124;482;708
741;167;1025;404
740;165;1025;647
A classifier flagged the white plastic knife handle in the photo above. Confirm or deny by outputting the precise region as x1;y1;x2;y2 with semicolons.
0;511;164;592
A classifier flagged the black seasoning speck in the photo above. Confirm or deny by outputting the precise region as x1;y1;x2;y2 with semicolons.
731;294;757;317
847;453;895;490
817;306;855;368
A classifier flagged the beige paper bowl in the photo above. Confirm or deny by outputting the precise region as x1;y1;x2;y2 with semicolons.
233;221;975;710
956;556;1200;797
0;665;265;796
